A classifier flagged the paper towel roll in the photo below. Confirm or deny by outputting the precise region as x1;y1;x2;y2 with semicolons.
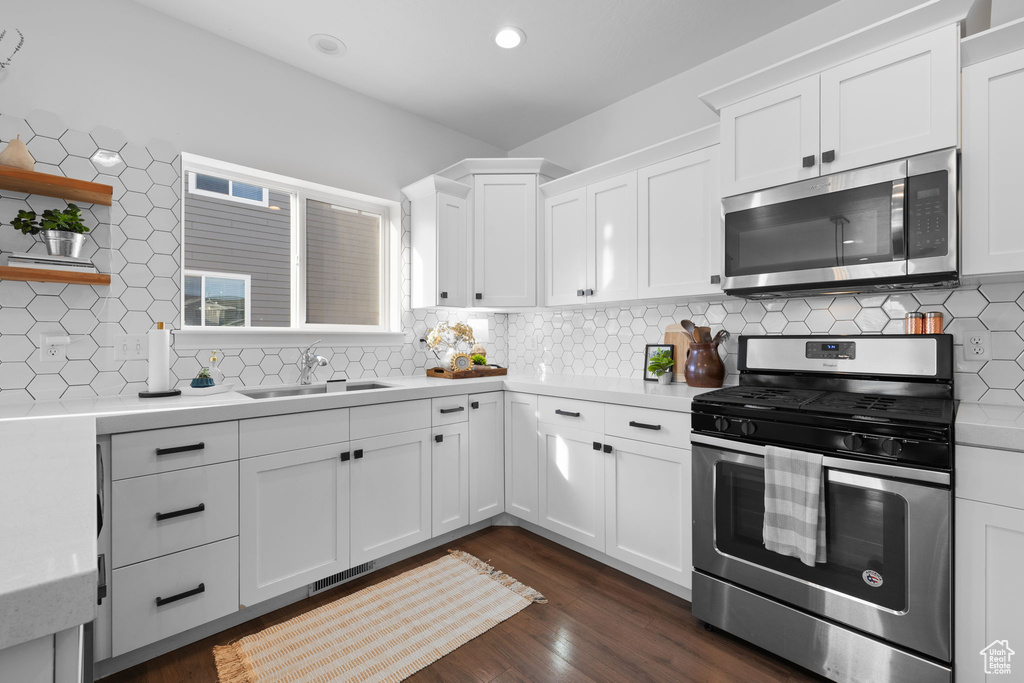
147;323;171;392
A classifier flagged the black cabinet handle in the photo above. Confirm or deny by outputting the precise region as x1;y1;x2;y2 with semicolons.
353;449;363;459
340;451;350;462
440;407;464;414
584;289;594;296
577;289;585;297
435;434;444;443
802;154;816;168
603;444;613;453
710;275;721;284
475;293;482;300
440;291;448;299
155;503;206;521
97;554;107;605
822;150;836;163
629;421;662;431
156;583;205;607
593;442;602;451
155;442;205;456
555;409;580;417
471;401;479;409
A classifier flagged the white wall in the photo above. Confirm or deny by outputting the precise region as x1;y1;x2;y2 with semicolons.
1;0;505;200
509;0;966;170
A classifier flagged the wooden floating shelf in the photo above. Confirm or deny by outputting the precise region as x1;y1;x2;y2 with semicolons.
0;266;111;286
0;166;113;206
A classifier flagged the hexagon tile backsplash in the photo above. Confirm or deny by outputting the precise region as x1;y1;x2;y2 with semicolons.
0;109;505;402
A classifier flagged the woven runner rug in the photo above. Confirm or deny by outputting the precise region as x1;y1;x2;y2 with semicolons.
214;550;546;683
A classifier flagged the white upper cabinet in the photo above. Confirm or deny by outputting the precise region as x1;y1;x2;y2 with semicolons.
962;48;1024;276
544;187;588;306
638;146;722;298
404;176;471;309
721;75;820;197
819;24;959;174
721;25;958;197
473;174;538;307
587;172;638;304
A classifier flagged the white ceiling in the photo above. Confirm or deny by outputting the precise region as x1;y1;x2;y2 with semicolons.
132;0;836;150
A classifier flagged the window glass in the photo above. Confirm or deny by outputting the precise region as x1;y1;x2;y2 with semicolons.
306;199;381;326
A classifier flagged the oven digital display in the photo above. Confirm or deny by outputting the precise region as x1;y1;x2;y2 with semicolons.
805;341;856;360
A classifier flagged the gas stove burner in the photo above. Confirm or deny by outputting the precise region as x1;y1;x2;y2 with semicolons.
695;386;826;410
803;392;953;424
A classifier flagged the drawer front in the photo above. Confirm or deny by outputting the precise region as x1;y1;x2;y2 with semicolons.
604;404;691;449
239;408;349;458
351;399;430;440
112;537;238;657
431;395;469;426
112;422;238;480
537;396;604;433
956;445;1024;509
112;461;239;568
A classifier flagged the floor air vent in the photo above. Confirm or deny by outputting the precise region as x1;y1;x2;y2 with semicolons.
309;561;376;596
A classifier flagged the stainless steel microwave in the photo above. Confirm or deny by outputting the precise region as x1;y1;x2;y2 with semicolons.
722;148;958;298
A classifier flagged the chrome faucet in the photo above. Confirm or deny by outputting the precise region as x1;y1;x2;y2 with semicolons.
298;340;329;385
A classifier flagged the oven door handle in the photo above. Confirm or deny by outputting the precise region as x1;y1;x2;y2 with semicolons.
690;433;949;486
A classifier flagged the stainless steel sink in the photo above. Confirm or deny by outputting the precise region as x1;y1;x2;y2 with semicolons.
238;382;393;399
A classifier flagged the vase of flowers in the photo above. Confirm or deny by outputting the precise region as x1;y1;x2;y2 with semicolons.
425;321;475;370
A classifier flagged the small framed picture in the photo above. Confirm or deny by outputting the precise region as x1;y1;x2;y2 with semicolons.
643;344;674;382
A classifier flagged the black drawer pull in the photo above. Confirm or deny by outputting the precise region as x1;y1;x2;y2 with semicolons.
593;442;602;451
475;293;482;300
584;289;594;296
822;149;836;163
577;289;585;297
628;421;662;431
340;451;350;462
471;401;479;409
155;442;205;456
440;407;465;414
156;583;205;607
555;409;580;418
97;554;107;605
155;503;206;521
435;434;444;443
603;444;613;454
802;154;815;168
440;291;448;299
354;449;363;459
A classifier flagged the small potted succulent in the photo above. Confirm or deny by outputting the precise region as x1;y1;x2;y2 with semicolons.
190;367;215;389
10;203;92;258
647;350;676;385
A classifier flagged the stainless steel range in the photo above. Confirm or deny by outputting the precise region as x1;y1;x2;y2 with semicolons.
690;334;955;683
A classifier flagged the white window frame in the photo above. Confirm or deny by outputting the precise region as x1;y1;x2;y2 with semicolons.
183;270;252;328
187;172;270;207
176;152;403;349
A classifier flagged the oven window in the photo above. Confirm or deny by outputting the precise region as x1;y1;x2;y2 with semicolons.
725;180;898;277
715;461;908;611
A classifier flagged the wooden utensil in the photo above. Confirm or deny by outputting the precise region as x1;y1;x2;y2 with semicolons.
663;323;691;383
696;326;712;343
680;320;697;340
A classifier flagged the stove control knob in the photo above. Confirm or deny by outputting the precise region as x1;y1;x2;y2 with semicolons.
714;417;730;432
881;438;904;456
842;434;863;452
740;421;757;436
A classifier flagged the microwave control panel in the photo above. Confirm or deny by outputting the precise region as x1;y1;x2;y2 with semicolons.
907;171;949;259
805;341;856;360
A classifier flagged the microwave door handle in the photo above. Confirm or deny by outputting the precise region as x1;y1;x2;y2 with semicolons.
891;179;906;261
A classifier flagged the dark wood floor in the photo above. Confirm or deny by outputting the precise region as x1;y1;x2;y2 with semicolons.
101;526;823;682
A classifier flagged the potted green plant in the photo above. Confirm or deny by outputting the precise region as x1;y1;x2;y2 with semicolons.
10;203;91;258
647;350;675;385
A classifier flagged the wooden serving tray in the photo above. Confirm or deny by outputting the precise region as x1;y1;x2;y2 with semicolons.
426;366;508;379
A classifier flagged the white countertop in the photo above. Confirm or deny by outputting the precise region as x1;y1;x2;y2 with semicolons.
956;402;1024;451
0;416;97;650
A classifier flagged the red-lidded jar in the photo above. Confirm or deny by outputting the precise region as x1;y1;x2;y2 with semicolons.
905;312;924;334
924;311;944;334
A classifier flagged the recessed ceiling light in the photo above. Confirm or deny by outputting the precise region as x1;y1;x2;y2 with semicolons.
309;33;346;57
495;27;525;49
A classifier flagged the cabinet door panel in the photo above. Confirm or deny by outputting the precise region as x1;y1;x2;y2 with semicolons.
538;424;605;551
820;25;958;174
473;174;537;307
350;431;431;564
721;75;819;197
638;146;722;299
505;393;539;523
544;188;588;306
432;423;469;537
963;49;1024;275
955;499;1024;682
469;392;504;523
437;193;469;307
239;445;349;606
605;439;690;586
587;172;638;304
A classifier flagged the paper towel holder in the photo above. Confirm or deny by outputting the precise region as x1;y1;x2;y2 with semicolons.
139;321;181;399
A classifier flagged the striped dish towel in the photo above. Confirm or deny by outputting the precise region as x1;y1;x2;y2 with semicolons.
762;445;826;567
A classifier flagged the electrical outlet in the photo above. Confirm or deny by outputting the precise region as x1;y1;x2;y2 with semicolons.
114;334;147;361
966;330;991;361
39;335;70;363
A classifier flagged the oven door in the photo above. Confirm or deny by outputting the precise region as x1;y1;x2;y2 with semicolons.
691;434;951;662
723;158;907;292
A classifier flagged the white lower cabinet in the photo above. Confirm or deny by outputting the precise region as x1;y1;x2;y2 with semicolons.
238;445;350;606
537;423;606;551
350;430;432;565
504;393;540;523
432;422;469;537
469;392;504;523
604;438;691;587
